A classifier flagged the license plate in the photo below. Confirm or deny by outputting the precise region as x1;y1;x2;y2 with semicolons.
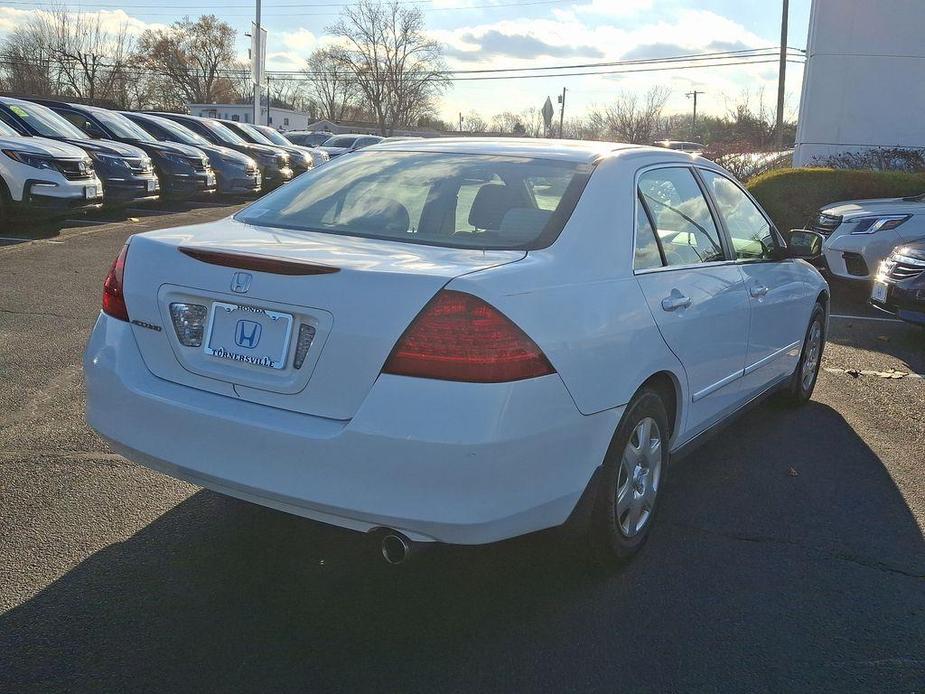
84;184;99;199
147;179;157;193
204;302;293;370
254;173;261;186
871;280;888;303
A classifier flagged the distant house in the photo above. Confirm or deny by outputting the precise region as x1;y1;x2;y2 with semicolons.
186;103;309;131
305;119;442;138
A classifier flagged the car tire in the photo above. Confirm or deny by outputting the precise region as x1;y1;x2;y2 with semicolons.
779;302;826;406
589;388;669;567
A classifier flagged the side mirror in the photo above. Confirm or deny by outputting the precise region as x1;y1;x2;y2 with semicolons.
786;229;824;259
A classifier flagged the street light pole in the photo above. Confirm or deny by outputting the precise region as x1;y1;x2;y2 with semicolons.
775;0;790;150
253;0;262;126
558;87;567;139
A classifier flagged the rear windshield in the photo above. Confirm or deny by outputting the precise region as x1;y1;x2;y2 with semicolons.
235;151;591;249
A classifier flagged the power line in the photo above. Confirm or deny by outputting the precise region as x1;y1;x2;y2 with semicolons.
0;0;565;14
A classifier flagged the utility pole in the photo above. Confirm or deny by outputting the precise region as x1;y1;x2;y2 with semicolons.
459;112;463;132
253;0;262;126
686;90;704;140
266;75;272;126
775;0;790;151
557;87;567;138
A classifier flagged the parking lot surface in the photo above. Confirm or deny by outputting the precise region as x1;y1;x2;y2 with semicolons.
0;206;923;692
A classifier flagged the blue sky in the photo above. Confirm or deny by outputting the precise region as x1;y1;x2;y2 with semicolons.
0;0;811;123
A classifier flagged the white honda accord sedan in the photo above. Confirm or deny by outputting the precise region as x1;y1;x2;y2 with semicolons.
84;139;828;565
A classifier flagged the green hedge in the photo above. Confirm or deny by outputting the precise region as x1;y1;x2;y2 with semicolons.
746;168;925;234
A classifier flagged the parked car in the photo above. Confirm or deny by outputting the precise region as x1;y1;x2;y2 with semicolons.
0;97;158;207
251;125;329;168
122;112;261;197
150;113;292;191
870;239;925;326
26;99;216;201
83;139;827;566
215;119;313;176
813;193;925;281
0;117;102;224
285;130;334;148
319;133;383;158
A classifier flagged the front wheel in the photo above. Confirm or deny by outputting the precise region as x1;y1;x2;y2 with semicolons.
589;388;669;567
779;302;826;406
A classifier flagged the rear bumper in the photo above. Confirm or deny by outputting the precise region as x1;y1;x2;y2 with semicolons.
84;315;620;544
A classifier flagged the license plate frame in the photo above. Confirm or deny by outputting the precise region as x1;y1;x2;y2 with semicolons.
146;179;157;193
84;184;99;199
203;301;293;370
871;280;889;304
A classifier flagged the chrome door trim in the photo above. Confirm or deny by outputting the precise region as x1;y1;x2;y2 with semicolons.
692;369;745;402
743;340;802;376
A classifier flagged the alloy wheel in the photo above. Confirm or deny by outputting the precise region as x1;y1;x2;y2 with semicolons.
801;319;822;391
616;416;662;537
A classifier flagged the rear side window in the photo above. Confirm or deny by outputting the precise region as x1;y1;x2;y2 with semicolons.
638;167;724;266
236;151;591;250
634;200;663;270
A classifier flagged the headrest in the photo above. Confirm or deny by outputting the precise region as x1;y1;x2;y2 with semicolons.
468;184;521;230
341;196;410;234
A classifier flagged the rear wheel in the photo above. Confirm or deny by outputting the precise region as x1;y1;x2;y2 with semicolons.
589;388;669;567
779;303;826;406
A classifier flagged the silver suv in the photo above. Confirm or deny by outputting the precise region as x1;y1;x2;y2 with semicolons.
815;193;925;281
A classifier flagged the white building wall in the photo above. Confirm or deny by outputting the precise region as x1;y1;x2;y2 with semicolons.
794;0;925;166
186;104;309;131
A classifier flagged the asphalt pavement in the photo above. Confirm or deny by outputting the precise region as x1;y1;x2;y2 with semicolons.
0;205;922;693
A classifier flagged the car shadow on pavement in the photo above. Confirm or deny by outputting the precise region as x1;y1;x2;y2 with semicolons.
1;402;923;693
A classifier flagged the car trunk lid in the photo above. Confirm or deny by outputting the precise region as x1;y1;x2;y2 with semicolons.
122;218;525;419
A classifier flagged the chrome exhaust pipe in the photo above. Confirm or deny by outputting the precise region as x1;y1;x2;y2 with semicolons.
379;531;414;565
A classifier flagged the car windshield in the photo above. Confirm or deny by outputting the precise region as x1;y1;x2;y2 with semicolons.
235;123;274;145
204;120;246;145
324;136;358;148
235;151;591;250
255;127;289;146
92;109;156;142
6;101;85;139
0;119;18;137
138;115;211;146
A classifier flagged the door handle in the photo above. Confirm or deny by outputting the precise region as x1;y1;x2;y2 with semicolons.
749;284;769;298
661;290;692;312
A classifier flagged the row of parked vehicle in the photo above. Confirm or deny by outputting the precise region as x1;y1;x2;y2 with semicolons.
0;95;389;225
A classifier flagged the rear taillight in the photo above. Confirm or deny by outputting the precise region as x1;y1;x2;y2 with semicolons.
382;290;555;383
102;244;129;321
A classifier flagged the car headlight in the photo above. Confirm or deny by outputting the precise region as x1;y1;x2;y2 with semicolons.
90;152;131;168
294;151;311;167
2;149;57;170
849;215;911;234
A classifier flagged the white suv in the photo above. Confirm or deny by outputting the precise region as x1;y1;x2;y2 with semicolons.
815;194;925;281
0;118;103;223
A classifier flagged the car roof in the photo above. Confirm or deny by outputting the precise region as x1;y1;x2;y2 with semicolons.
367;137;651;163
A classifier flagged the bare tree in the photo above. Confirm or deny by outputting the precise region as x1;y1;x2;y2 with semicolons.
602;87;671;144
304;47;358;122
0;24;57;97
136;15;239;110
463;111;487;133
0;6;136;104
327;0;449;135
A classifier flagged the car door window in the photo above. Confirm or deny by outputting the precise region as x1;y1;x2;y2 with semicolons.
700;170;776;260
634;198;664;270
638;168;724;266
